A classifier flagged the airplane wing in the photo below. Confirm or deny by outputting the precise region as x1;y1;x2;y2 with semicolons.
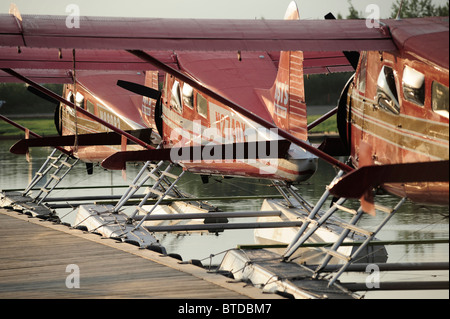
303;52;355;74
175;51;276;123
0;47;178;82
0;12;389;83
101;140;292;170
0;49;353;84
9;128;154;155
268;51;354;75
384;17;449;70
71;70;150;129
328;160;450;199
0;13;395;52
10;128;152;155
172;50;354;130
1;14;446;83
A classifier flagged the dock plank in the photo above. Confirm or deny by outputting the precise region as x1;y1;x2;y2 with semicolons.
0;209;278;299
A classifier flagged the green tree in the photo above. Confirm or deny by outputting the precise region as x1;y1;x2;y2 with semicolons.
0;83;62;115
346;0;362;19
335;0;363;20
391;0;449;18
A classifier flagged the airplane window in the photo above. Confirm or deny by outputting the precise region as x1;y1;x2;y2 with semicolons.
170;81;182;113
402;66;425;106
182;83;194;109
86;100;95;114
75;92;85;108
432;81;449;118
67;91;74;103
376;66;400;115
197;93;208;118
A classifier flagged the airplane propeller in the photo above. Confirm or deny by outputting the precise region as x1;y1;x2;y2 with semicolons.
117;80;161;102
116;79;163;136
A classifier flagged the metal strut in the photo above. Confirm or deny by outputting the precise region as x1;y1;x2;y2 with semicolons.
112;159;187;221
272;180;313;211
65;160;178;251
283;170;345;259
113;160;165;213
325;197;406;287
23;150;79;204
22;149;61;196
280;168;407;287
132;165;186;231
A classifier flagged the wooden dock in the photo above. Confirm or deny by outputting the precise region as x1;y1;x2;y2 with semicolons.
0;208;281;299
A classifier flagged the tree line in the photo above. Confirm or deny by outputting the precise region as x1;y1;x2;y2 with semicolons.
0;83;62;115
341;0;448;19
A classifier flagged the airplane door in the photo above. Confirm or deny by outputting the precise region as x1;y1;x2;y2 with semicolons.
347;51;368;162
356;51;368;137
337;74;354;155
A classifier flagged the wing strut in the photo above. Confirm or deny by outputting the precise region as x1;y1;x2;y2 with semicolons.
127;50;353;173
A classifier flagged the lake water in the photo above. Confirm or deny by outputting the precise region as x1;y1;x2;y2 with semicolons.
0;139;448;299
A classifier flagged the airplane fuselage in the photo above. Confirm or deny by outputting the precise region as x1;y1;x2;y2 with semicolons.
343;50;449;205
59;80;157;162
58;71;318;182
159;73;318;182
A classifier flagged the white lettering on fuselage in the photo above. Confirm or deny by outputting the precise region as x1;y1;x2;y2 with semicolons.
214;111;246;143
98;107;120;131
142;96;152;116
273;81;289;118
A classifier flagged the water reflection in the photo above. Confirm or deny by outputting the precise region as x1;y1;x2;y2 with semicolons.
0;140;448;298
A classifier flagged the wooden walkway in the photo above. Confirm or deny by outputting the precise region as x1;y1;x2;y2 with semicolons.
0;209;280;299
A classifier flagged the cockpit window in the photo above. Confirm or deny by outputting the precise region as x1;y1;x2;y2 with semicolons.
170;81;182;113
402;66;425;106
432;81;449;118
197;93;208;118
376;66;400;115
75;92;85;108
182;83;194;109
67;91;74;103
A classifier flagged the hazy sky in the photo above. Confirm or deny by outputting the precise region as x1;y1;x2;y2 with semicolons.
1;0;447;19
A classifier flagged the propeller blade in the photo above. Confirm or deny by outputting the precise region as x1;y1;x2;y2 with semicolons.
117;80;161;100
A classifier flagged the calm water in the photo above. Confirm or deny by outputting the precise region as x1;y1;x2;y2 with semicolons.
0;140;448;299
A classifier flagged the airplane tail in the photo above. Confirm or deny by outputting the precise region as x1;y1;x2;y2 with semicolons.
257;2;307;141
144;70;159;94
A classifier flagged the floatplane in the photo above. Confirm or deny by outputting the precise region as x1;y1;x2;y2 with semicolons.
0;1;448;297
